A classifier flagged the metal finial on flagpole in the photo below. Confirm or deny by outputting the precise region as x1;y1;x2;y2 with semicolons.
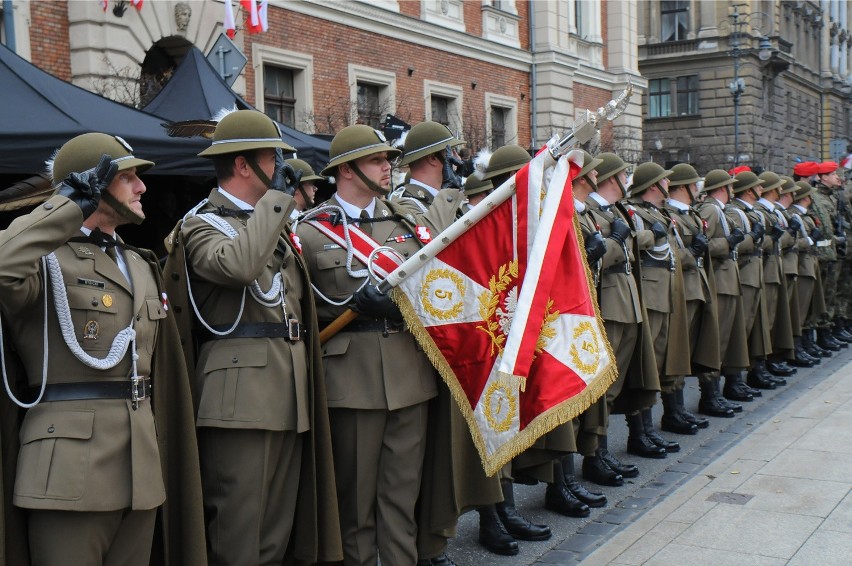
547;79;634;159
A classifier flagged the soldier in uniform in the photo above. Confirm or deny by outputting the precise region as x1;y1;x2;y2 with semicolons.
285;157;324;219
754;171;796;379
694;170;752;417
726;171;780;392
582;152;658;486
296;124;443;564
0;134;205;565
167;110;341;565
663;163;717;434
792;181;829;358
622;162;692;458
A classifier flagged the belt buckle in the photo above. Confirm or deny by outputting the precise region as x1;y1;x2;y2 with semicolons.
732;249;739;261
131;376;147;410
625;260;632;276
696;256;704;269
288;318;301;341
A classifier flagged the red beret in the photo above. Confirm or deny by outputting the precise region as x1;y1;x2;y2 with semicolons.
793;161;819;177
728;165;751;176
817;161;840;175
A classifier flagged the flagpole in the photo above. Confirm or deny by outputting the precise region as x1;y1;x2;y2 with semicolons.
318;82;633;343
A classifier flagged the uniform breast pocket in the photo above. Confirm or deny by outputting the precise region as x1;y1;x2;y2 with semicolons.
321;336;351;402
197;342;268;422
315;250;360;295
66;284;119;352
16;408;94;501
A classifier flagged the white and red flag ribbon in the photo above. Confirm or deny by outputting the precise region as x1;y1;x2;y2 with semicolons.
224;0;236;39
241;0;263;34
841;152;852;170
131;0;143;10
392;150;617;475
99;0;108;12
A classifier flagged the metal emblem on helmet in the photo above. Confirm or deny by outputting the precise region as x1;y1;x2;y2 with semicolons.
373;129;388;143
114;136;134;153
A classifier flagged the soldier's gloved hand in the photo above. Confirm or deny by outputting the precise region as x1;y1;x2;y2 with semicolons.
689;233;709;257
584;232;607;263
769;223;785;242
809;227;823;242
749;221;765;243
441;145;464;189
350;284;403;322
836;235;847;256
608;218;632;246
787;215;802;236
57;154;116;220
650;221;668;242
726;227;746;248
269;148;302;196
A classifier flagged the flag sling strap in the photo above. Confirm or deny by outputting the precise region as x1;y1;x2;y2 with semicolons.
305;215;402;279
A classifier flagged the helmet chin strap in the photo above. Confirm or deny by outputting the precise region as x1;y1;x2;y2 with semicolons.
615;176;627;198
100;191;144;225
247;158;274;190
297;184;314;207
350;163;389;196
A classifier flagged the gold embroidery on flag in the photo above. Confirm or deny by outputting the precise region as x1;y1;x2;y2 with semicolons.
484;380;517;432
570;320;601;376
421;268;465;320
536;298;559;353
476;260;519;356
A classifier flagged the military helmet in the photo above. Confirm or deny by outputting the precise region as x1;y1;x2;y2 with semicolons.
51;133;153;186
321;124;401;177
578;150;604;179
701;169;734;193
629;162;672;196
483;144;531;180
285;158;324;182
463;174;493;197
668;163;700;187
758;171;783;192
779;175;797;195
399;121;464;166
732;170;762;194
793;181;815;201
197;110;295;158
594;152;628;183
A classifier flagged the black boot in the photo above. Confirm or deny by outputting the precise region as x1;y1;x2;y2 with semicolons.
478;505;519;556
756;359;787;386
832;320;852;343
804;329;828;359
723;371;755;401
563;455;606;507
544;460;590;517
747;362;777;390
676;387;709;429
596;434;638;478
417;553;457;566
698;375;734;418
582;454;624;487
642;407;680;452
495;479;551;541
818;328;842;352
660;391;698;435
766;358;795;376
792;337;817;367
626;412;667;458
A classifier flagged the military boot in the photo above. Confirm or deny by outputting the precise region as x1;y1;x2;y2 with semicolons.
818;328;842;352
544;460;590;518
562;455;606;508
792;337;817;367
698;375;734;418
747;361;777;390
626;412;667;458
832;320;852;343
676;387;709;429
477;505;519;556
756;359;787;386
660;391;698;435
723;370;755;401
495;479;551;541
805;329;830;358
596;434;639;478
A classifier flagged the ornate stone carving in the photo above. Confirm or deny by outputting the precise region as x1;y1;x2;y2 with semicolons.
175;2;191;32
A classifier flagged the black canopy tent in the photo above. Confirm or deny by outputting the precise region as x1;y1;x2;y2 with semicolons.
0;42;212;178
143;47;330;171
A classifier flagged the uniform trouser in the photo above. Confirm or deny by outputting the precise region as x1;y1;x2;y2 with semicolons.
199;428;303;566
576;397;607;456
28;508;156;566
646;309;672;392
717;294;738;357
741;285;761;337
798;276;816;327
330;404;428;566
603;320;640;422
764;281;780;331
838;260;852;319
819;261;839;325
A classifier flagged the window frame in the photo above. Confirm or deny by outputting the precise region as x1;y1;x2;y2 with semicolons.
253;45;314;132
661;0;689;43
485;92;518;149
648;75;699;119
348;65;397;128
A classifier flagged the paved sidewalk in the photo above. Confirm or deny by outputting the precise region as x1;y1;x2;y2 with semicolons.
580;354;852;565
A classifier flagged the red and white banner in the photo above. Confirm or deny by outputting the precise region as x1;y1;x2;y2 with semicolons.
241;0;265;34
394;151;617;475
224;0;236;39
841;152;852;170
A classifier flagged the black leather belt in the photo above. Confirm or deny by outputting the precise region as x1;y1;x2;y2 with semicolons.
640;257;674;270
322;319;405;334
38;378;151;406
782;246;796;255
602;261;630;275
201;322;305;342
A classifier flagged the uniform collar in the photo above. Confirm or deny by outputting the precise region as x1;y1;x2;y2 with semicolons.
666;198;689;212
335;194;376;219
574;198;586;213
588;192;609;208
217;187;254;211
409;178;439;198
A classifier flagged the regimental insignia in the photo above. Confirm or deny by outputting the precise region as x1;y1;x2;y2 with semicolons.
83;320;99;340
476;261;519;356
381;209;389;217
420;268;465;321
417;190;425;198
78;246;94;256
483;380;517;433
102;294;113;308
570;320;602;377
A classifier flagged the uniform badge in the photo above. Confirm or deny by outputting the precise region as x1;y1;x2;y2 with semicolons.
102;294;113;308
416;225;433;243
83;320;99;340
290;232;303;254
78;246;94;256
417;190;425;198
381;209;389;217
161;292;169;312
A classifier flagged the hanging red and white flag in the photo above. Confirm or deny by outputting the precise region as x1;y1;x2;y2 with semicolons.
224;0;236;39
392;151;617;475
131;0;144;10
841;152;852;170
99;0;108;12
241;0;262;34
258;0;269;32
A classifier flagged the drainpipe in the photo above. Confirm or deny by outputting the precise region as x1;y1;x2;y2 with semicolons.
3;0;16;52
528;0;537;148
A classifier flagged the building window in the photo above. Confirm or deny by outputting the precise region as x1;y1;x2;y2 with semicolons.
263;66;296;128
357;82;382;128
490;107;507;148
424;81;463;136
431;96;451;127
485;93;518;149
661;0;689;42
649;76;699;118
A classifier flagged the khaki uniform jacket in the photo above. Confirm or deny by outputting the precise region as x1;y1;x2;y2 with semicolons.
0;195;206;565
796;208;828;321
585;198;659;414
754;201;795;354
163;188;342;563
810;185;838;262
